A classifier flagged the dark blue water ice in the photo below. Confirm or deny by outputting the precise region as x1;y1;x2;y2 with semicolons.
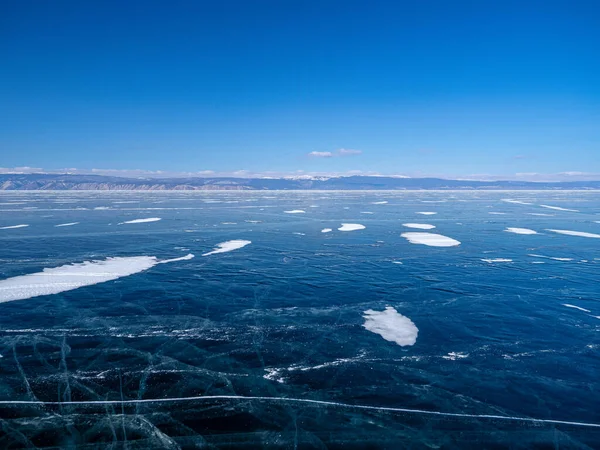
0;191;599;448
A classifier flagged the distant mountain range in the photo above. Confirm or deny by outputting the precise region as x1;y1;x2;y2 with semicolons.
1;173;599;190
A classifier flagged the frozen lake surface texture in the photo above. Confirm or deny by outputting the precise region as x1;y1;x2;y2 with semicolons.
0;190;599;448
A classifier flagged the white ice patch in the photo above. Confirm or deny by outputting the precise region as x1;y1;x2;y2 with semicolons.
362;307;418;347
360;211;374;214
119;217;162;224
0;224;29;229
504;227;537;235
488;212;506;215
94;206;110;210
321;228;332;233
546;229;600;239
55;222;79;227
0;254;194;303
202;240;251;256
284;210;305;214
338;223;365;232
401;232;460;247
528;213;553;216
481;258;513;263
539;205;579;212
563;304;591;313
416;212;437;215
402;223;436;230
372;201;388;204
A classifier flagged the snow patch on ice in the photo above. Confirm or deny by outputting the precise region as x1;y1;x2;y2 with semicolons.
401;232;460;247
284;210;305;214
505;227;537;235
416;212;437;215
502;199;533;205
0;254;191;303
546;229;600;239
338;223;365;232
402;223;436;230
481;258;513;263
321;228;332;233
362;307;418;346
202;240;251;256
55;222;79;227
119;217;162;224
563;304;591;313
0;224;29;229
372;201;388;204
540;205;579;212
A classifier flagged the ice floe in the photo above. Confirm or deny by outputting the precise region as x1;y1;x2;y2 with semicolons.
504;227;537;235
284;210;305;214
563;304;591;313
338;223;365;232
0;224;29;229
202;240;251;256
481;258;513;263
321;228;332;233
546;229;600;239
55;222;79;227
0;254;194;303
401;232;460;247
402;223;436;230
119;217;162;224
372;201;388;204
416;212;437;215
362;307;418;347
539;205;579;212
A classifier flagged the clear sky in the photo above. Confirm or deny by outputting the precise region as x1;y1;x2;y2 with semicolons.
1;0;599;179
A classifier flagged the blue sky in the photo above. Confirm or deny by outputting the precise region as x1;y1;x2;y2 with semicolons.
1;0;599;179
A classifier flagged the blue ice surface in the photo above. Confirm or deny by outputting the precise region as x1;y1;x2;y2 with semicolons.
0;190;599;448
